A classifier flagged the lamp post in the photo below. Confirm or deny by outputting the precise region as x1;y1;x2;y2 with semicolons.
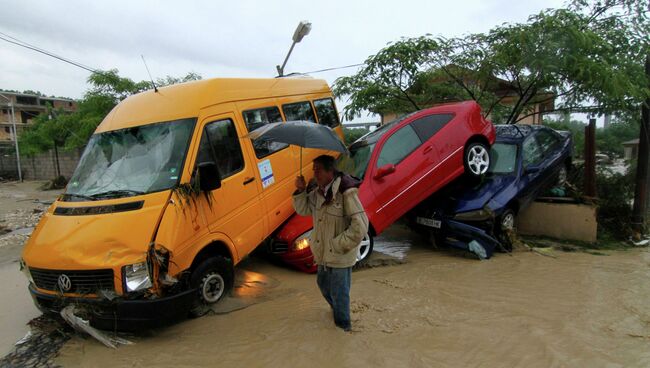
0;93;23;181
276;21;312;77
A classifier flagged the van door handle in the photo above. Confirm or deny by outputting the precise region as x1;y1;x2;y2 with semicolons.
243;177;255;185
423;145;433;154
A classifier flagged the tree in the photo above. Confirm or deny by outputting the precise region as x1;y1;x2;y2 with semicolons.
333;1;649;124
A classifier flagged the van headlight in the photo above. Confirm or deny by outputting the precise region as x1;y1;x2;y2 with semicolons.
123;262;152;292
19;259;33;284
292;231;312;251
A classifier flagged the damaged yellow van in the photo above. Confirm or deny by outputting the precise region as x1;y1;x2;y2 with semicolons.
20;77;343;330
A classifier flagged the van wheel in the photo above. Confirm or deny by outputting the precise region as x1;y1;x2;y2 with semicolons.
189;256;233;317
464;142;490;177
356;233;374;265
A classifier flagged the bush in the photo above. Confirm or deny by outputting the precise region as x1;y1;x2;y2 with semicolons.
343;128;369;145
568;162;636;239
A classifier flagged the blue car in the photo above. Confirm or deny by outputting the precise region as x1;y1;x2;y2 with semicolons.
414;124;572;252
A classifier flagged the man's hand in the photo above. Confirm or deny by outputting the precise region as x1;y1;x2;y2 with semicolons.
295;175;307;192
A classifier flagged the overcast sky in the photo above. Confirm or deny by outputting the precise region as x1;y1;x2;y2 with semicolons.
1;0;566;122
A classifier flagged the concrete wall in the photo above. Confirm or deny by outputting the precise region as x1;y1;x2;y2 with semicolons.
517;201;598;243
0;147;83;180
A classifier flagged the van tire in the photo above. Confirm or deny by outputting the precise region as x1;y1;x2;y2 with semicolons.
189;256;233;317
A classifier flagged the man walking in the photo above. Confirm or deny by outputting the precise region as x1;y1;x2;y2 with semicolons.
293;155;369;332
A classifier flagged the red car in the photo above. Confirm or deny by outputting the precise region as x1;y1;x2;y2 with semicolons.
270;101;496;273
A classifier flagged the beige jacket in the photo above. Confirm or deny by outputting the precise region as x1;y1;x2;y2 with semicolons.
292;176;369;268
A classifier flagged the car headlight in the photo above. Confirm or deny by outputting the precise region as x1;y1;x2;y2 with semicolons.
454;208;493;222
292;231;312;251
123;262;152;292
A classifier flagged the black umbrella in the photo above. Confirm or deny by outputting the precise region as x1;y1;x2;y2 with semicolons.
247;120;348;174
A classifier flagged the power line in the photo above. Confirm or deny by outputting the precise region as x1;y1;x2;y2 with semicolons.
301;63;366;74
0;29;367;79
0;31;99;73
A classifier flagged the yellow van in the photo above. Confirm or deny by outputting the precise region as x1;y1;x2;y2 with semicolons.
20;77;343;330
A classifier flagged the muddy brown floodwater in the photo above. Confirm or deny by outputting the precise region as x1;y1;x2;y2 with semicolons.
2;182;650;367
54;228;650;368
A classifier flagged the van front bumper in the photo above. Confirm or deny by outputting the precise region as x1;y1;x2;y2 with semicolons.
29;284;197;331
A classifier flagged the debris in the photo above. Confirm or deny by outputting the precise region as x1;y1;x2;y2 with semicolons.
468;240;488;260
59;306;133;349
15;331;32;346
39;176;68;191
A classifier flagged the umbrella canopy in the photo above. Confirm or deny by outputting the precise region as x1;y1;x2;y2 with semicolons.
246;120;348;154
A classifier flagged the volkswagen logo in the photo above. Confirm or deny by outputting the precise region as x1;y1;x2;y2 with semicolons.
57;274;72;292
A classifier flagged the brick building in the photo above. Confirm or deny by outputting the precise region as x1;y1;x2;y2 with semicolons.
0;91;77;142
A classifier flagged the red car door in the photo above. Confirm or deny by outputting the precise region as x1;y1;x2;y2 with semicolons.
369;120;437;232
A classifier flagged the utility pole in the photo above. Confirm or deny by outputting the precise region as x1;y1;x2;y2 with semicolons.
0;93;23;182
631;55;650;234
584;118;597;198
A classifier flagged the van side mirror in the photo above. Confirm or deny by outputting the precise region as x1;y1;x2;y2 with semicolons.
374;164;396;180
197;162;221;191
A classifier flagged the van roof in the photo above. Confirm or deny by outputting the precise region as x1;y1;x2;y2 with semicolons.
96;77;331;133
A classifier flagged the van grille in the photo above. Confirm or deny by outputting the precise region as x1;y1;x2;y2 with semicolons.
29;268;114;294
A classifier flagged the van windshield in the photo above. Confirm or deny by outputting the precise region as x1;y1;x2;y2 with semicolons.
64;118;196;201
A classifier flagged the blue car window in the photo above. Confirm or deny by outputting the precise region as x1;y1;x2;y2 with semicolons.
488;143;518;174
523;136;543;167
536;130;560;156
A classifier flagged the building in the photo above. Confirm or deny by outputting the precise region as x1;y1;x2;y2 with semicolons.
623;138;639;161
380;65;555;125
0;91;77;142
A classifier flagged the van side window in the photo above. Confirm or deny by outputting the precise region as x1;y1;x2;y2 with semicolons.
282;101;316;123
313;98;340;128
196;119;244;179
242;107;288;158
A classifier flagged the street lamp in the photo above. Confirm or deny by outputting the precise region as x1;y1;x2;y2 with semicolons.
276;21;312;77
0;93;22;182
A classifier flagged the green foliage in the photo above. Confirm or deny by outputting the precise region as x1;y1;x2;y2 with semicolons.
18;70;202;156
595;117;640;157
333;1;649;124
568;161;637;239
343;127;369;144
544;114;587;157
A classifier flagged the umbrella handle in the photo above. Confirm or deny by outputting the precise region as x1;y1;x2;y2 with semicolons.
300;147;302;177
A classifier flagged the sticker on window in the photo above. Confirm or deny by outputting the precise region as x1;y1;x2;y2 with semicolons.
257;159;275;189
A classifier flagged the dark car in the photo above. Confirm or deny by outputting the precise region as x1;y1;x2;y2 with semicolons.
414;124;572;250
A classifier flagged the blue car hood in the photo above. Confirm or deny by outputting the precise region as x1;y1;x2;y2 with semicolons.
453;174;517;213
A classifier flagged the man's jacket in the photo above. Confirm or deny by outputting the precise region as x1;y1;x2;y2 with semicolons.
292;173;369;268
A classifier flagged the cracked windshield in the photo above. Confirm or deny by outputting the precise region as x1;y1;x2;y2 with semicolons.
66;118;195;200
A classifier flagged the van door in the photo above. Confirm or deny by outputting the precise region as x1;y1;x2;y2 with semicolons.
195;112;266;257
237;100;299;233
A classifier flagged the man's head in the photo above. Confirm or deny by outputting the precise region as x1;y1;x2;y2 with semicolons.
312;155;336;188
